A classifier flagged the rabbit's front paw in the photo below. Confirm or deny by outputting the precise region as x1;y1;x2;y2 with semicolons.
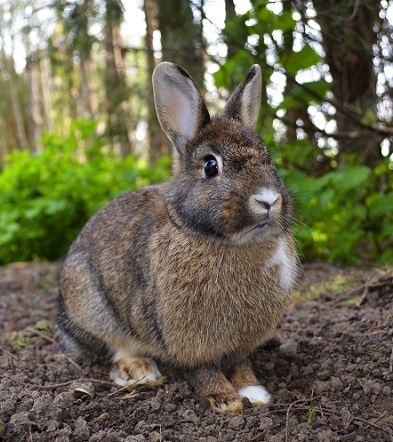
110;356;164;387
208;392;244;413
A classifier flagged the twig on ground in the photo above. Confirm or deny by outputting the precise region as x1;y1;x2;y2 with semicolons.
25;327;57;345
255;402;392;437
29;378;118;390
284;396;320;442
352;415;392;436
59;353;83;371
106;383;138;398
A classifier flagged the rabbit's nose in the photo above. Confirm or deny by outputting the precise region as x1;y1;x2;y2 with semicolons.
252;189;282;214
256;199;273;211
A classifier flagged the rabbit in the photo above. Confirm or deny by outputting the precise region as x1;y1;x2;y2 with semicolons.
57;61;298;413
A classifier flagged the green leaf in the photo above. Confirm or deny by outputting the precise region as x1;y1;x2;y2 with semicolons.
282;45;321;75
367;192;393;217
278;80;330;110
214;50;257;88
254;6;296;32
327;166;371;193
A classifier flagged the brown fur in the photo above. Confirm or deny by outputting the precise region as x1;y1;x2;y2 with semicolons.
57;62;298;412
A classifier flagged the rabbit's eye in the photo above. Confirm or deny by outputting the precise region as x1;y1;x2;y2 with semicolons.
204;155;219;178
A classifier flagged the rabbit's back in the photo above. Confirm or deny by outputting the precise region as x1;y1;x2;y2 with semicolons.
58;185;171;360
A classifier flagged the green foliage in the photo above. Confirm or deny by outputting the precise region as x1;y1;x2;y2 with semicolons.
279;162;393;264
281;45;321;76
0;120;171;265
278;81;331;110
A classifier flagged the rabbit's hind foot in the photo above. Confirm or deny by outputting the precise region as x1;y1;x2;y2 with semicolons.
226;359;271;406
110;356;164;388
208;392;244;413
238;385;271;405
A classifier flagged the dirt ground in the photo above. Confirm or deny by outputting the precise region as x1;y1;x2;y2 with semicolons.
0;262;392;442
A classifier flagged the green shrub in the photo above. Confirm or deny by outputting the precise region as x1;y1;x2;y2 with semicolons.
280;163;393;264
0;120;171;265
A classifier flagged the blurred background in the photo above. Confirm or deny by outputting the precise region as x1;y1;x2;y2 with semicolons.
0;0;392;266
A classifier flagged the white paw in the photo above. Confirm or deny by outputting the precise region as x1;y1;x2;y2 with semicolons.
238;385;271;404
110;367;163;387
218;403;228;411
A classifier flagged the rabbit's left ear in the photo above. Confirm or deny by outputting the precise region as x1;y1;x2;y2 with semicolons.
153;62;210;155
222;65;262;129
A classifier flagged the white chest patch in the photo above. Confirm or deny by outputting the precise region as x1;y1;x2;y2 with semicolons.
264;238;296;291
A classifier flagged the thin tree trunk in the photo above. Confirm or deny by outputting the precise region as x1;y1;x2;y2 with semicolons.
157;0;205;89
313;0;383;167
26;52;42;153
80;56;98;118
144;0;169;165
105;0;133;157
3;50;29;151
39;56;54;132
224;0;237;60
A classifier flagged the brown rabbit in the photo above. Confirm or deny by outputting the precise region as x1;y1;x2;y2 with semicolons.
57;62;298;412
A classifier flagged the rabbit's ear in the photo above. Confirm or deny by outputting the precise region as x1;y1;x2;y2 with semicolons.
153;62;210;154
222;65;262;129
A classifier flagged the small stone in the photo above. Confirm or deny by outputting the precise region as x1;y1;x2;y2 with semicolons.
279;342;298;357
0;398;17;414
125;436;146;442
164;403;177;413
318;370;330;381
265;435;281;442
330;376;343;391
382;386;391;396
46;419;60;432
74;416;90;441
303;365;314;375
9;412;31;430
228;415;245;430
259;417;274;430
150;397;161;412
317;429;334;441
135;421;149;434
264;362;275;371
182;409;199;424
135;421;158;435
148;432;162;442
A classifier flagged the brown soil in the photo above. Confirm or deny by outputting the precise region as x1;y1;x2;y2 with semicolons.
0;262;392;442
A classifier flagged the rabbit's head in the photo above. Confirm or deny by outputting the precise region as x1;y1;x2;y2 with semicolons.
153;62;293;245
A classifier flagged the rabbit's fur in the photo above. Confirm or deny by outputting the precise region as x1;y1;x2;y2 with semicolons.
57;62;298;412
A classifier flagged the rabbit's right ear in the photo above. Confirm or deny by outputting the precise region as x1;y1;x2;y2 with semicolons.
153;62;210;155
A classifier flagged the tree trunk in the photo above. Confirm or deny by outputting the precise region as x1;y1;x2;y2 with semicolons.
26;52;42;153
144;0;169;165
313;0;383;167
3;51;29;151
80;56;97;118
157;0;205;90
105;0;133;157
39;56;54;132
224;0;237;60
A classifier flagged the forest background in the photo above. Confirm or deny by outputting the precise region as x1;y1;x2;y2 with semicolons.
0;0;392;266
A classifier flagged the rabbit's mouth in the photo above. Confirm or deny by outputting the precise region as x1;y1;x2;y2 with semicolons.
255;222;268;229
